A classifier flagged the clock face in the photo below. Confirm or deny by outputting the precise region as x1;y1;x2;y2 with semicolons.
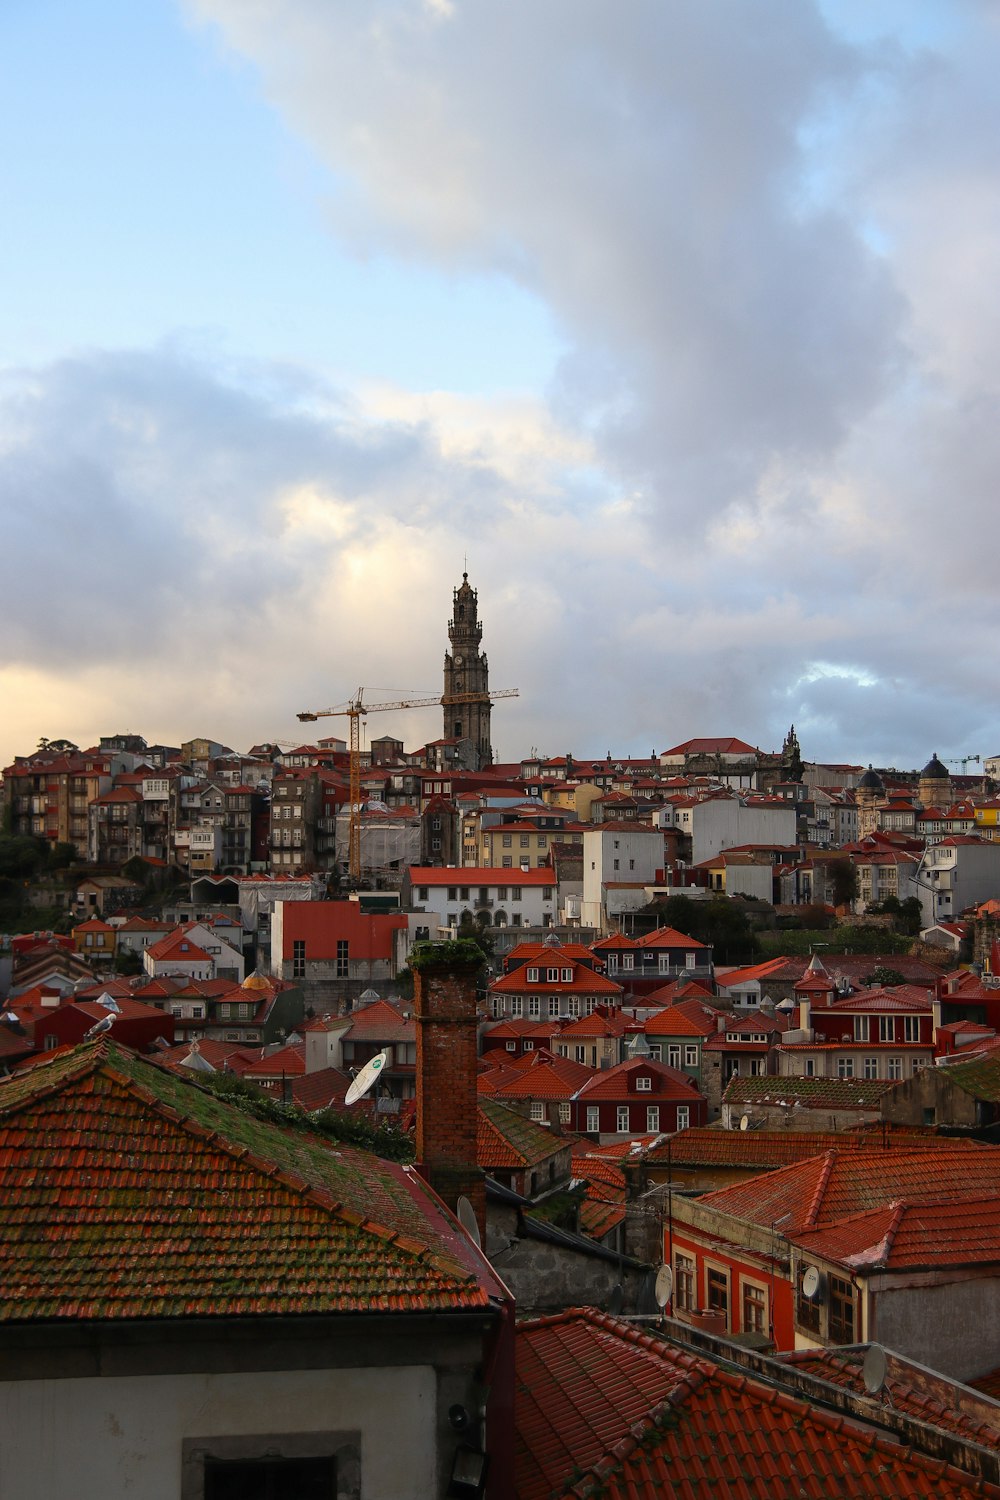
454;654;464;667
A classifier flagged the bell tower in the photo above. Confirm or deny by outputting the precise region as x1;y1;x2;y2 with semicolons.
444;571;492;767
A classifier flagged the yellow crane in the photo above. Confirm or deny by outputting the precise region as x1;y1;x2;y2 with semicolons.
297;686;519;881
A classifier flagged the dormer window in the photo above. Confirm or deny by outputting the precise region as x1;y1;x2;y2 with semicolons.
561;967;573;982
526;967;540;982
636;1075;652;1091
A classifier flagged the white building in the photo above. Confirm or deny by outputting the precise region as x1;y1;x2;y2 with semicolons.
663;793;798;867
406;865;557;932
906;836;1000;926
580;823;665;931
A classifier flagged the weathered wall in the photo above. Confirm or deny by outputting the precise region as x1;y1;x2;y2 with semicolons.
489;1233;650;1318
0;1363;435;1500
875;1275;1000;1381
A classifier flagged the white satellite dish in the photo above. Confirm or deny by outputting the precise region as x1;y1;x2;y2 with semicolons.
739;1114;750;1131
863;1343;888;1395
456;1195;482;1248
801;1265;821;1300
344;1049;390;1106
654;1263;673;1308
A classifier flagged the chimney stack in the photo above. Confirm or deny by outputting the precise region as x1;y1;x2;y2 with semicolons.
412;942;485;1238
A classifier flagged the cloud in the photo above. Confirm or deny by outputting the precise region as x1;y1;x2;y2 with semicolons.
5;3;1000;772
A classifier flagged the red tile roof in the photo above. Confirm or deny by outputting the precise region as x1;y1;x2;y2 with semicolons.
344;999;415;1043
699;1143;1000;1233
516;1309;996;1500
492;1050;595;1101
790;1194;1000;1272
575;1057;703;1103
478;1099;568;1171
0;1042;495;1320
490;964;622;997
644;1002;719;1038
410;866;556;885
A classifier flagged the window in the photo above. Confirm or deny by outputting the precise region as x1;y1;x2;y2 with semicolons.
567;997;580;1018
837;1057;854;1078
575;1045;586;1062
530;1102;546;1121
742;1282;767;1335
646;1105;660;1132
668;1044;681;1068
184;1431;357;1500
912;1056;927;1074
506;1041;516;1053
524;1041;535;1051
706;1268;729;1328
616;1105;629;1131
520;834;530;848
904;1016;920;1042
887;1056;903;1080
676;1105;690;1130
460;887;470;902
546;967;559;982
335;939;349;978
622;954;634;971
749;1058;765;1076
658;954;670;974
292;939;306;979
502;833;512;847
548;997;560;1018
528;996;541;1018
879;1016;895;1042
526;967;540;982
636;1075;652;1091
829;1275;855;1344
853;1016;870;1042
497;886;508;901
559;1102;571;1124
863;1056;879;1079
447;886;457;902
674;1253;695;1311
561;967;573;982
648;1044;661;1061
418;885;429;901
586;1106;600;1132
805;1059;815;1077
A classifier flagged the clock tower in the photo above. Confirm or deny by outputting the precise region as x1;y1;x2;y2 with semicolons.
444;572;492;767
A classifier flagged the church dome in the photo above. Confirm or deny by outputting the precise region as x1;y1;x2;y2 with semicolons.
858;765;884;791
920;753;950;781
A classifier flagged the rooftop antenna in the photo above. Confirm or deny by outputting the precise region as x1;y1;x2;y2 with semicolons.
863;1343;889;1397
344;1048;389;1106
456;1195;482;1248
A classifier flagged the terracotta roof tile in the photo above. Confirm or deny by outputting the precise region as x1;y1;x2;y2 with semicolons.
0;1042;492;1321
478;1098;568;1171
516;1309;998;1500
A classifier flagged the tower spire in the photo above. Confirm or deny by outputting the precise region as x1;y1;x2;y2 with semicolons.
444;570;492;767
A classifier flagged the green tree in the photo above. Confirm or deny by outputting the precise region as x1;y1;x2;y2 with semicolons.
828;858;859;908
863;965;906;988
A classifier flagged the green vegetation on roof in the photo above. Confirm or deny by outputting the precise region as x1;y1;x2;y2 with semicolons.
409;938;488;970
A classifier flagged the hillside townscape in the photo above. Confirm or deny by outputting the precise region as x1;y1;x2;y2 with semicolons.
4;573;1000;1497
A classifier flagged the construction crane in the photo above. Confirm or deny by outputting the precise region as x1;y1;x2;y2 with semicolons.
946;755;981;771
297;686;519;882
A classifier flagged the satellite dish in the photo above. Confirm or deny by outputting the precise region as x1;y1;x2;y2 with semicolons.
456;1195;482;1248
863;1343;888;1395
739;1114;750;1131
344;1049;390;1106
608;1283;624;1316
654;1263;673;1308
801;1265;821;1300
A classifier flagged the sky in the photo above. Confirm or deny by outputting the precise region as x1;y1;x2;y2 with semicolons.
3;0;1000;773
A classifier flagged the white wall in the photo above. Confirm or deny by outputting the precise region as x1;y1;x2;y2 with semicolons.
689;798;797;866
0;1363;437;1500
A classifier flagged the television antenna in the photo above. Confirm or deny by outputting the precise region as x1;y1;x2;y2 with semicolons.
344;1049;390;1106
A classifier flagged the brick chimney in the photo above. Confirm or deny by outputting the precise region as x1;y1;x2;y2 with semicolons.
412;944;486;1238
